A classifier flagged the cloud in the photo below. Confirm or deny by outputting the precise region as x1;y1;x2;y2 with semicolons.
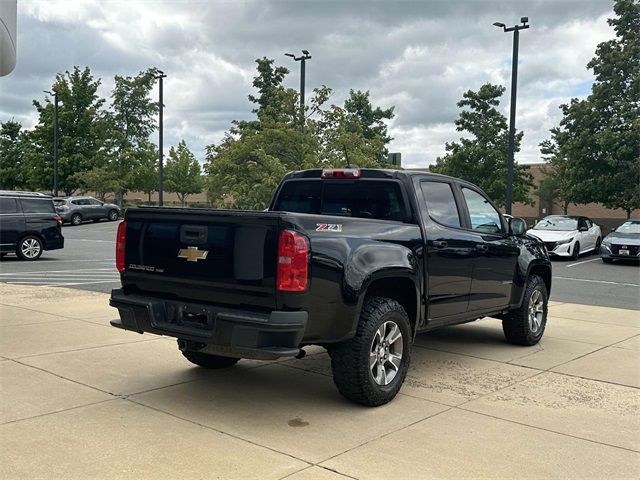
0;0;615;167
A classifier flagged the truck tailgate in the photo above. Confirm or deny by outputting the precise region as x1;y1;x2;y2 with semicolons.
121;208;281;310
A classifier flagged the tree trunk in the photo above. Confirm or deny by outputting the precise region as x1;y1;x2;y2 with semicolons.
147;191;152;205
563;201;569;215
115;190;124;207
626;208;631;219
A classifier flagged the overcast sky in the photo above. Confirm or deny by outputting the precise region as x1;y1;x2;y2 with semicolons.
0;0;615;168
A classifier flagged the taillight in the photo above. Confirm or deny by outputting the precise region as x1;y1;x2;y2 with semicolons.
277;230;309;292
53;214;62;225
116;221;127;273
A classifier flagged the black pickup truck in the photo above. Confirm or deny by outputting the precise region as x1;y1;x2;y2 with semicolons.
110;168;551;406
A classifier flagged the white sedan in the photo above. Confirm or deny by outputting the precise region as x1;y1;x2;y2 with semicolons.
527;215;602;260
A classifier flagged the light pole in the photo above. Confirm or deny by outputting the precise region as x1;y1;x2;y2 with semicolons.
493;17;529;215
285;50;312;125
155;70;167;206
43;90;59;197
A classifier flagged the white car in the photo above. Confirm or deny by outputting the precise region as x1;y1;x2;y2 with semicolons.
527;215;602;260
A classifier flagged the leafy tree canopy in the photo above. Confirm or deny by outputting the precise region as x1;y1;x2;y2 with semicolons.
541;0;639;217
430;83;533;207
165;140;204;205
0;120;25;190
206;57;395;209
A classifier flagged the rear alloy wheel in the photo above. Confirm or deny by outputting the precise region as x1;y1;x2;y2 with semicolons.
16;236;43;261
329;296;412;406
71;213;82;226
181;350;240;369
572;242;580;260
108;209;119;221
502;274;548;346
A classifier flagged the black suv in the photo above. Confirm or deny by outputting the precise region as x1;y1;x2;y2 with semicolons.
0;191;64;260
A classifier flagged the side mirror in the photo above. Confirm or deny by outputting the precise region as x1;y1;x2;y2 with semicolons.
509;217;527;236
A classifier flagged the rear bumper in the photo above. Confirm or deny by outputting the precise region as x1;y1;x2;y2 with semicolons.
109;289;307;360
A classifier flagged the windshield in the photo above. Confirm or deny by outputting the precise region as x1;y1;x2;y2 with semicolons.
533;217;578;231
615;221;640;234
273;179;408;222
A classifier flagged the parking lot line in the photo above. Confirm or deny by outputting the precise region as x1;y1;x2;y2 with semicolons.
554;277;639;287
566;258;601;268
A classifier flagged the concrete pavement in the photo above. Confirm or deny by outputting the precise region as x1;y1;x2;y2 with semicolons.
1;284;639;479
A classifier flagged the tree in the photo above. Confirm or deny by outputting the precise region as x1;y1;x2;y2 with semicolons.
0;120;25;190
130;140;158;204
69;166;124;202
109;68;160;204
165;140;203;206
430;83;533;207
541;0;640;217
23;66;108;195
205;58;395;209
317;90;395;167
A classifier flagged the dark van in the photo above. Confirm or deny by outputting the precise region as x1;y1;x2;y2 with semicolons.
0;191;64;260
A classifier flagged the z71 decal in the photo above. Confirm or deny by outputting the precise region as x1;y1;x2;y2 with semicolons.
316;223;342;232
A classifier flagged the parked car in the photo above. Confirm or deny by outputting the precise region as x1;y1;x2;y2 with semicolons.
527;215;602;260
0;191;64;260
110;168;551;406
53;196;120;225
600;219;640;263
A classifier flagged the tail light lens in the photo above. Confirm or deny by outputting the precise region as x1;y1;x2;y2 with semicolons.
116;221;127;272
277;230;309;292
53;214;62;225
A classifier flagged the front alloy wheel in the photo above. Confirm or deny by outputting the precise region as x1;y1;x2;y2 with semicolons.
502;274;548;346
17;236;43;261
527;289;545;334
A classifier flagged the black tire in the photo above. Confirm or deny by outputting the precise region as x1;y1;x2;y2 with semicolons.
502;274;548;346
595;237;601;251
602;257;613;264
571;242;580;260
329;297;412;407
107;209;119;221
182;350;240;369
16;235;44;261
71;213;82;226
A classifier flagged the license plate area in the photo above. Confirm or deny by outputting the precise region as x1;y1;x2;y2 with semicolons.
165;303;215;331
619;249;629;256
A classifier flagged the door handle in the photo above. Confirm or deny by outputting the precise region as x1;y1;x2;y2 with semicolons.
476;244;489;252
432;240;448;249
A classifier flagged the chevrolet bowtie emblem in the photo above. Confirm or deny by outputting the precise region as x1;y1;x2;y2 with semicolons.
177;246;209;262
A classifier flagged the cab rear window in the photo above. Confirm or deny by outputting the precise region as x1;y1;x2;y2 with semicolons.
273;179;408;222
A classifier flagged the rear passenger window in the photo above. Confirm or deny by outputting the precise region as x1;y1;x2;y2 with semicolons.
420;182;461;228
0;197;18;213
20;199;55;214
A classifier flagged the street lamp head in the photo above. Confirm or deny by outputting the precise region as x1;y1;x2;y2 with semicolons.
285;53;295;58
302;49;309;55
493;22;505;28
520;16;528;24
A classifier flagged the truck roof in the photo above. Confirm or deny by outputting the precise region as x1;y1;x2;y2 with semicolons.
283;168;460;182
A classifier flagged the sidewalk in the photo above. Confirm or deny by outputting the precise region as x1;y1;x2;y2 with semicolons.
1;283;638;479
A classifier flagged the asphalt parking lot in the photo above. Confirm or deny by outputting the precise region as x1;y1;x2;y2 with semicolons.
0;220;638;310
